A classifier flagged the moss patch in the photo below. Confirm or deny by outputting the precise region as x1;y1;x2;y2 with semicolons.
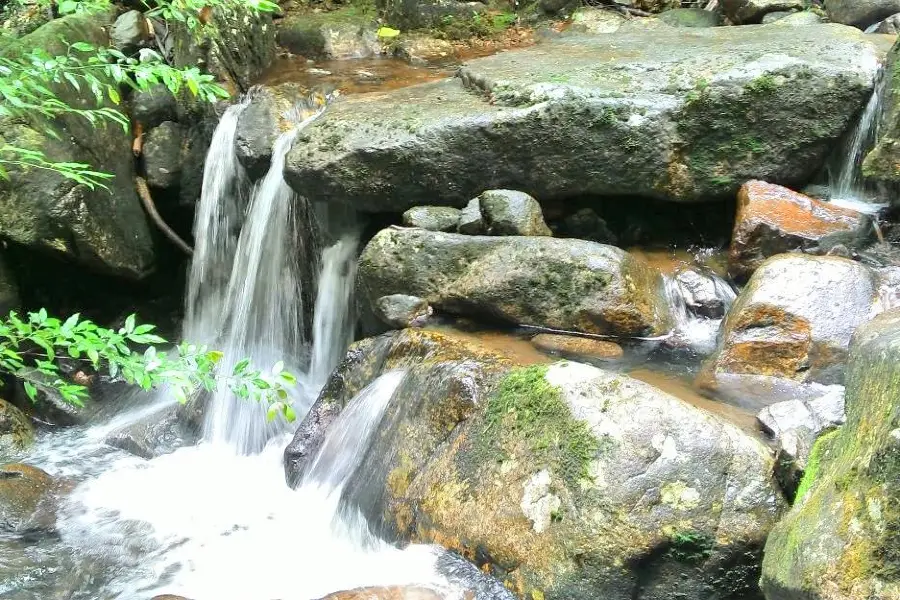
482;365;599;485
667;529;715;564
793;428;840;503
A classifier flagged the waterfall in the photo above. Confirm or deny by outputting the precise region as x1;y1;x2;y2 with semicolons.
663;269;737;354
829;73;888;209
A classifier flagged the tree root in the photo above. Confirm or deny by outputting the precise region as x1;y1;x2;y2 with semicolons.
135;176;194;256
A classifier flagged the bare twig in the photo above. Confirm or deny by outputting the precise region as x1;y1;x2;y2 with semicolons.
135;176;194;256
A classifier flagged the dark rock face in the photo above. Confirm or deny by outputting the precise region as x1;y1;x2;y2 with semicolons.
283;25;879;213
826;0;900;28
110;10;149;55
873;12;900;32
143;122;184;189
276;10;379;60
701;254;879;399
131;85;179;130
358;227;673;337
556;208;617;244
728;181;871;280
0;14;157;279
761;308;900;600
286;329;784;600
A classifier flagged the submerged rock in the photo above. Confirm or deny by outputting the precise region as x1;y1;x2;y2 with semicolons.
0;463;58;533
0;399;33;456
720;0;807;24
357;227;673;337
283;25;879;212
728;181;871;280
478;190;551;237
0;14;156;278
826;0;900;29
701;254;878;395
530;333;623;362
288;330;785;600
761;308;900;600
374;294;433;328
402;206;462;232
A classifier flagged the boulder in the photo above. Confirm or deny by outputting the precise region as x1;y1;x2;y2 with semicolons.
143;121;184;189
0;14;156;279
0;463;57;532
760;308;900;600
873;12;900;32
863;37;900;188
556;208;617;244
402;206;462;232
728;181;872;280
766;10;826;24
104;400;202;459
276;10;379;60
0;399;33;456
288;329;785;600
701;254;878;395
131;84;178;129
357;227;673;337
674;268;734;318
374;294;433;328
657;8;722;27
283;25;881;212
825;0;900;29
110;10;149;55
478;190;551;237
569;8;627;33
377;0;485;30
530;333;623;362
456;198;485;234
393;34;455;65
721;0;808;24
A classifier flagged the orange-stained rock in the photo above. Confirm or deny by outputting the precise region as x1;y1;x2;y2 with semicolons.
316;586;446;600
0;463;57;532
530;333;624;362
728;181;870;280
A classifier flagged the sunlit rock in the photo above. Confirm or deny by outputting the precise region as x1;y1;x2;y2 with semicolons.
478;190;551;237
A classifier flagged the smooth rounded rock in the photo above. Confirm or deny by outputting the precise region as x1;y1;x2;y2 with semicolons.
374;294;433;328
530;333;623;362
110;10;149;55
401;206;462;232
0;464;56;533
873;11;900;32
728;181;871;280
479;190;551;237
767;10;827;24
131;84;178;129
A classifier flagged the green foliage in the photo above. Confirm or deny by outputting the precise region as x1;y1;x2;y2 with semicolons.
745;74;778;96
146;0;279;32
0;309;298;420
433;11;517;40
484;365;599;484
667;529;715;564
56;0;112;15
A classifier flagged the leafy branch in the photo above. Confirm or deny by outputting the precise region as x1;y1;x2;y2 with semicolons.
0;309;298;421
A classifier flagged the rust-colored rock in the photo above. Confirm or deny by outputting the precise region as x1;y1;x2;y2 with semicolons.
728;181;870;280
317;586;445;600
530;333;623;362
0;463;57;532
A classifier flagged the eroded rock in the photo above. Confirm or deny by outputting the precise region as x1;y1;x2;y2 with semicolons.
357;227;673;337
728;181;871;280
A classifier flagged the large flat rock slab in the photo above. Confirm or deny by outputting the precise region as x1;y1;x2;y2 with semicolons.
284;24;882;212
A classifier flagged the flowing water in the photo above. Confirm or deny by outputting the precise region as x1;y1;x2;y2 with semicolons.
2;95;474;599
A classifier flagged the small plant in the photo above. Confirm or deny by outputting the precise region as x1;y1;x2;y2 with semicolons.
0;309;298;421
745;74;778;96
667;529;715;564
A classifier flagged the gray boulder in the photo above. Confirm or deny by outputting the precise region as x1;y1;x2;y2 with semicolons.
479;190;551;236
456;198;484;234
720;0;808;23
674;268;734;319
110;10;148;55
374;294;432;328
131;84;178;129
143;121;183;189
287;329;785;600
276;10;378;60
700;254;879;398
283;25;881;212
873;12;900;32
0;14;156;278
401;206;461;232
826;0;900;28
767;10;827;24
358;227;673;337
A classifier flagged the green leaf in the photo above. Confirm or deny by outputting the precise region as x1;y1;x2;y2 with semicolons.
71;42;94;52
124;314;136;334
23;381;37;401
283;403;296;422
377;26;401;38
232;358;250;375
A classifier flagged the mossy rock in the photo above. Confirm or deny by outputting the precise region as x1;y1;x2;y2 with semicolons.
276;7;378;59
864;36;900;190
761;307;900;600
0;399;33;456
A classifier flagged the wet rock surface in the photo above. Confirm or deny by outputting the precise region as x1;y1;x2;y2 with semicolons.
289;330;785;600
143;121;184;189
375;294;433;328
701;254;879;397
530;333;623;362
358;227;673;337
761;308;900;600
674;268;733;318
0;464;58;533
283;25;880;212
0;399;33;456
728;181;871;280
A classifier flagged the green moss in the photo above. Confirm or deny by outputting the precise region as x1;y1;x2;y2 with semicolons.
431;10;517;40
745;75;779;96
667;529;715;564
794;428;840;503
484;365;600;485
871;442;900;579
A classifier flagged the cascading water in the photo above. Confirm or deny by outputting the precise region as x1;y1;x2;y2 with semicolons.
6;94;482;600
828;73;888;213
663;267;737;354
